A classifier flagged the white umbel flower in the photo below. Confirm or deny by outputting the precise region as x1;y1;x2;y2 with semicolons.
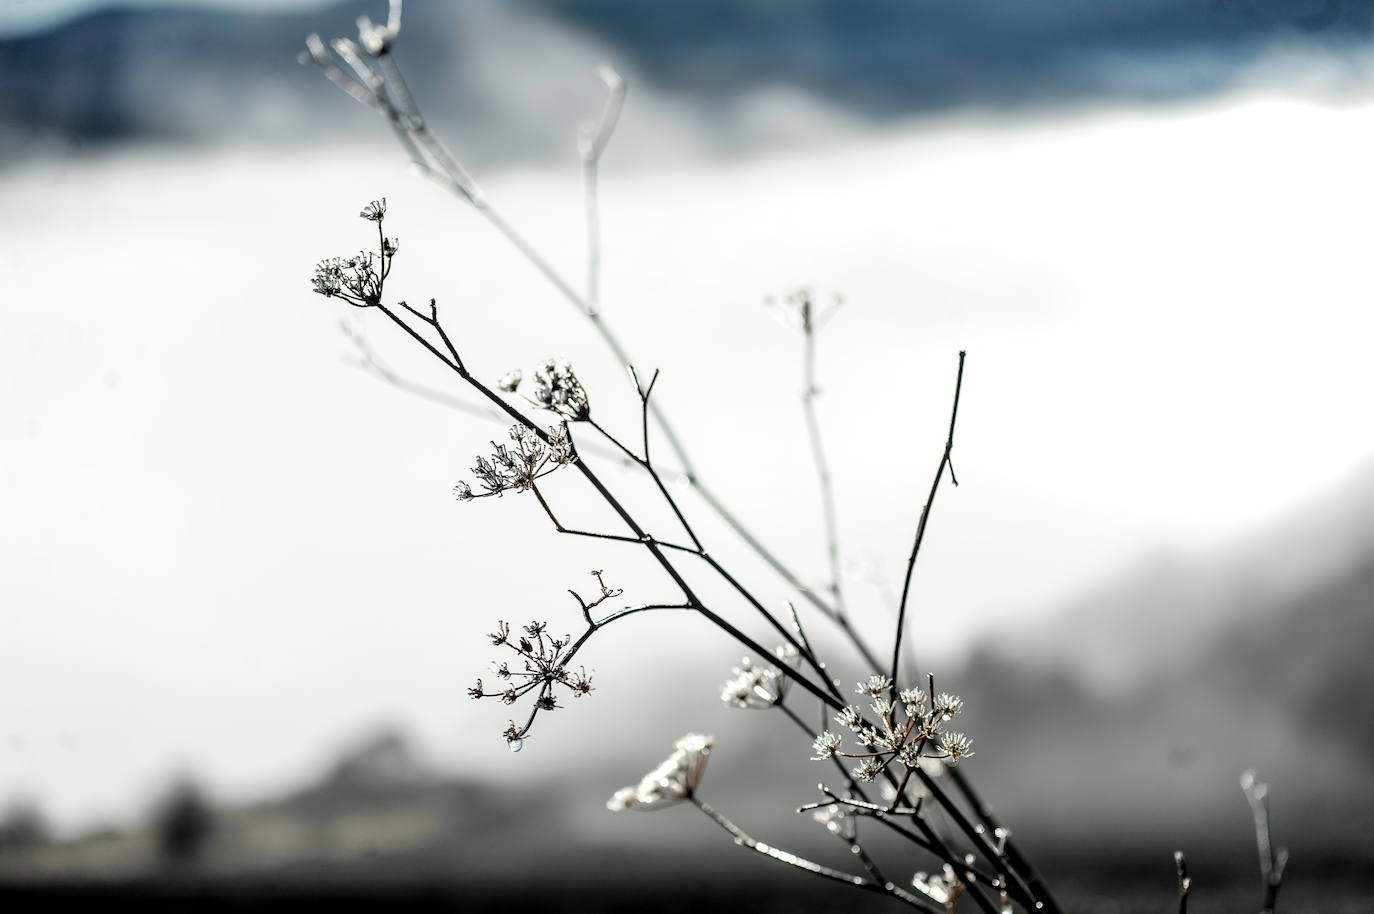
606;733;714;811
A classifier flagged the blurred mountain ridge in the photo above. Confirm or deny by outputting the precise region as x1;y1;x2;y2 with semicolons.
5;489;1373;888
3;470;1372;888
949;462;1374;862
4;0;1374;162
980;459;1374;692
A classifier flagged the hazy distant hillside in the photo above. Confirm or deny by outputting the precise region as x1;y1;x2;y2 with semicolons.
985;464;1374;692
3;0;1373;159
952;468;1374;866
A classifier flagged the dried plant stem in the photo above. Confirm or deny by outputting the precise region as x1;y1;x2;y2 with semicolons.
947;766;1062;914
379;295;1031;910
303;37;906;678
372;303;848;715
799;298;847;619
890;350;965;691
915;767;1047;913
585;413;843;699
690;797;938;912
579;65;625;315
1241;770;1288;914
1175;850;1190;914
502;601;693;741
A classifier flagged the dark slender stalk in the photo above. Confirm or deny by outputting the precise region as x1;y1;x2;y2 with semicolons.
890;350;965;691
915;768;1043;912
690;797;937;912
1242;770;1288;914
799;296;846;618
1175;850;1190;914
304;41;879;653
549;525;698;555
947;766;1063;914
807;786;1005;912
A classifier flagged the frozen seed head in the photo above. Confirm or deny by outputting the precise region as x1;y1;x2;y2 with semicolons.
457;424;575;500
934;692;964;717
531;358;591;421
810;678;977;775
939;731;974;762
811;731;842;760
851;758;883;782
311;251;384;307
857;674;892;697
497;369;523;393
607;733;714;811
720;644;797;710
359;198;387;222
471;614;594;744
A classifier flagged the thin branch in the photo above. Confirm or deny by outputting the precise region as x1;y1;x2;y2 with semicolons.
579;64;626;315
690;797;938;912
1241;769;1288;914
798;291;847;619
303;28;880;658
947;765;1063;914
808;790;1005;914
1175;850;1190;914
890;350;966;691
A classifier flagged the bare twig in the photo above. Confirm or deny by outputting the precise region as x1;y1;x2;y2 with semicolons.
1241;769;1288;914
300;16;897;671
690;797;938;912
890;350;966;692
796;290;848;620
1175;850;1190;914
579;64;626;315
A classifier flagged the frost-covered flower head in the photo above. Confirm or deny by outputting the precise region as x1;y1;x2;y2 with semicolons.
311;200;399;308
531;359;591;421
811;674;972;780
469;614;595;746
607;733;714;811
359;198;387;222
455;423;576;501
857;674;892;697
720;644;799;710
